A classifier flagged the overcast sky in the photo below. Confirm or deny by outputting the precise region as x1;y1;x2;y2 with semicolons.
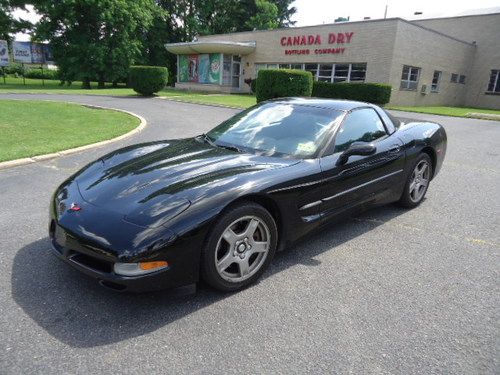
291;0;500;25
11;1;500;41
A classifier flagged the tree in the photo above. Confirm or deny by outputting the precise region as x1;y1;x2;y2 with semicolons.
31;0;162;88
0;1;30;42
245;0;279;30
153;0;297;40
270;0;296;27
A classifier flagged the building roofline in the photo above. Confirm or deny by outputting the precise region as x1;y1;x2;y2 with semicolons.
413;11;500;22
197;17;401;38
197;16;476;47
402;19;475;46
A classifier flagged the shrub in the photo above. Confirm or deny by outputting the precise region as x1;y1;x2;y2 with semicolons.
312;81;392;105
255;69;313;102
250;79;257;93
24;68;60;80
129;66;168;96
4;63;24;75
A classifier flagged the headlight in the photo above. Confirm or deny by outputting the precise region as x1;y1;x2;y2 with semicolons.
113;261;169;276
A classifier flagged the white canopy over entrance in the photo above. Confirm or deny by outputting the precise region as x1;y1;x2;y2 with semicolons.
165;41;256;55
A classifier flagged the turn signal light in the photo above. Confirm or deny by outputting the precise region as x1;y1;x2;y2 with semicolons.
139;261;168;270
114;261;169;276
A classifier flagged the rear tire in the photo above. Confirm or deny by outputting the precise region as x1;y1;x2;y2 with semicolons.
200;202;278;292
398;153;432;208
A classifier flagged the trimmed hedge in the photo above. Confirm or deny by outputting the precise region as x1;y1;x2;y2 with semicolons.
255;69;313;102
24;68;60;80
312;81;392;105
129;65;168;96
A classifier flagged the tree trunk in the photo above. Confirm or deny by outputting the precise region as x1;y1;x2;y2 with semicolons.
81;78;91;89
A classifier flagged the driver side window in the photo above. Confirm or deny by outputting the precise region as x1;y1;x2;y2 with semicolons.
334;108;387;153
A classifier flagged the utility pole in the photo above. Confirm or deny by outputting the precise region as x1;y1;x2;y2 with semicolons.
384;5;388;19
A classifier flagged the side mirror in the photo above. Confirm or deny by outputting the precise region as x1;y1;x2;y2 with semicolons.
336;142;377;166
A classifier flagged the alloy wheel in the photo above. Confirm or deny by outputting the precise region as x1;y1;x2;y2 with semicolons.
215;215;271;283
409;159;430;203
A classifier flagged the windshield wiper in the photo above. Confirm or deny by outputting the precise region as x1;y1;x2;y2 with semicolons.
216;144;243;153
200;133;243;153
200;133;216;146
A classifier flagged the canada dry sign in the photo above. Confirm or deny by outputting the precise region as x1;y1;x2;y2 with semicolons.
280;32;355;55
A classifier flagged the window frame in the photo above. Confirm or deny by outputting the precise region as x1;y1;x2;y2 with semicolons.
254;62;367;83
322;107;390;157
486;70;500;94
400;65;421;91
431;70;442;92
459;75;466;84
450;73;458;83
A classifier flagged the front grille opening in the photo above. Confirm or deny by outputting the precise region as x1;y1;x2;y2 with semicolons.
100;280;127;291
71;253;113;273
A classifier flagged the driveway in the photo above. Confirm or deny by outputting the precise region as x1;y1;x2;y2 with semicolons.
0;94;498;374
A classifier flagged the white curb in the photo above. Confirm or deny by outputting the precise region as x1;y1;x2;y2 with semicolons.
0;102;147;171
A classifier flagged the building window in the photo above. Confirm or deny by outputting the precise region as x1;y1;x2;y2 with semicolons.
318;64;333;82
431;71;442;92
350;64;367;82
459;75;466;84
451;73;458;83
400;65;420;90
487;70;500;93
333;64;349;82
304;63;318;78
255;63;366;83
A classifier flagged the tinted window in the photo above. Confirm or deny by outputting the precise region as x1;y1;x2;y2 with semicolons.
333;108;387;153
208;103;343;158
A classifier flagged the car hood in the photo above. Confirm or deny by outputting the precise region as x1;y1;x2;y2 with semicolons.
74;138;298;227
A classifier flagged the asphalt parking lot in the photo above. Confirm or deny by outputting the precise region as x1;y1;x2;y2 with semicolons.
0;93;498;374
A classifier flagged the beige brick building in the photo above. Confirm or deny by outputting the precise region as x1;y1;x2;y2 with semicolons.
166;12;500;109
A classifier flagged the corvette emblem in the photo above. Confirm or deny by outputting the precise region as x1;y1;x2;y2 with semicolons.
69;202;82;211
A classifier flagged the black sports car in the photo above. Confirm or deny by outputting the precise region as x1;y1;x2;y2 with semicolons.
49;98;447;292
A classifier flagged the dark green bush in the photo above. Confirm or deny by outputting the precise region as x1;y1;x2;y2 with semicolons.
255;69;313;102
312;81;392;105
129;66;169;96
24;68;60;80
3;63;24;75
250;79;256;93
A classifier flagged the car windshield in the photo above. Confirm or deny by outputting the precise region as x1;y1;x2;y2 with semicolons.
206;102;344;158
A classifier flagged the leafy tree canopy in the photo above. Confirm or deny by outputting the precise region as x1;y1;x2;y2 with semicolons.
0;0;30;41
31;0;164;87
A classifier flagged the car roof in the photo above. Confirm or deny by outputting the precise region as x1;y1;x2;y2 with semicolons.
268;97;376;111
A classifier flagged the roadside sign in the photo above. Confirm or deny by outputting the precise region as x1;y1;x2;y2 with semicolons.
0;40;9;66
13;41;32;63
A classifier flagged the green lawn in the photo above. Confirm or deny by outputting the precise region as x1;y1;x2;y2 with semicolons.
387;105;500;118
0;77;256;108
0;99;139;162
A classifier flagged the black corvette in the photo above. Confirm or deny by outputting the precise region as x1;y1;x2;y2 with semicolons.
49;98;447;292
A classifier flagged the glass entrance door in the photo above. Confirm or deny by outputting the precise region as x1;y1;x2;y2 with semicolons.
231;56;241;88
222;54;241;88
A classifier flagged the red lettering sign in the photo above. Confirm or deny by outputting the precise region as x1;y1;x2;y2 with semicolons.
281;32;354;55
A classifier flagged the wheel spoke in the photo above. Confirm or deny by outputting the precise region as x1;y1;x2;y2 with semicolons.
238;259;250;277
420;163;428;176
244;219;260;238
222;228;238;246
409;180;417;193
250;241;268;254
217;252;235;272
420;179;428;187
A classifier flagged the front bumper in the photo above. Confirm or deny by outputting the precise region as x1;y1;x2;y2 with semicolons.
49;222;194;292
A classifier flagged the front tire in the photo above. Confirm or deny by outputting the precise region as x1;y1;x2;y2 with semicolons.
398;153;433;208
200;202;278;292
